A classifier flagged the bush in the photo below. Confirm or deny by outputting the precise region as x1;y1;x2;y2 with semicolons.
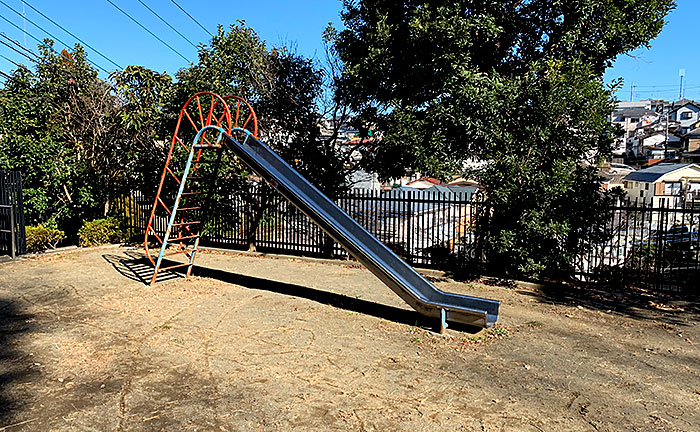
25;225;65;253
78;217;126;247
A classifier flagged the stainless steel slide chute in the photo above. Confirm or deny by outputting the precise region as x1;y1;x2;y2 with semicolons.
210;126;500;329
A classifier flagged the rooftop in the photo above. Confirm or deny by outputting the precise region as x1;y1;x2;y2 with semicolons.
624;163;695;182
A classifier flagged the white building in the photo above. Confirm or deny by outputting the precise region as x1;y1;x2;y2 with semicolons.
623;163;700;207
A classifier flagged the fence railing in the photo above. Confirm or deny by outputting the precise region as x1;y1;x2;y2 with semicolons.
116;190;700;291
0;170;26;258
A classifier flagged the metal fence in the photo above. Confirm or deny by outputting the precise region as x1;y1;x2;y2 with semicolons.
117;190;700;291
0;170;26;258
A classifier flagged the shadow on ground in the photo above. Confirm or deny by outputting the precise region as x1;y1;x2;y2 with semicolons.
102;251;481;334
0;298;38;426
516;282;700;326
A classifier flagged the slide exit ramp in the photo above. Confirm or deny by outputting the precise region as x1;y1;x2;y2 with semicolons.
206;126;500;329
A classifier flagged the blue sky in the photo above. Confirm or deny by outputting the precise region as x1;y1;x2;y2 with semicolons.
603;0;699;102
0;0;693;103
0;0;344;77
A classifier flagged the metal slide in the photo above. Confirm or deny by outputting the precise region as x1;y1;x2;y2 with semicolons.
207;125;500;329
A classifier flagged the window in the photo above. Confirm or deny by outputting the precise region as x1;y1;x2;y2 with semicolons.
681;111;693;120
640;190;644;197
630;118;640;123
664;182;682;196
645;183;649;190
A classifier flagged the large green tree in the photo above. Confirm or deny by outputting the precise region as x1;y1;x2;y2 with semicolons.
172;24;351;251
332;0;674;277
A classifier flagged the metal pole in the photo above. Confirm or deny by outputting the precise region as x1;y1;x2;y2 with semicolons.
10;203;16;260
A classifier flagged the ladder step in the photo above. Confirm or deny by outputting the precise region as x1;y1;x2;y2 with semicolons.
182;192;201;196
160;262;190;272
178;206;201;211
169;234;199;242
194;144;223;149
172;221;201;227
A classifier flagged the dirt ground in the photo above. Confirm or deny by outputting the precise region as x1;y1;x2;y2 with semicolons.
0;245;698;431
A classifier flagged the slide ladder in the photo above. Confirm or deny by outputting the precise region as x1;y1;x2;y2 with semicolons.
146;92;499;329
144;92;257;284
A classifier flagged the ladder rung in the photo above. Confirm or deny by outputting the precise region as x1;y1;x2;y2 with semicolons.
178;206;201;211
172;221;201;227
194;144;222;149
169;234;199;242
160;262;190;272
182;192;201;196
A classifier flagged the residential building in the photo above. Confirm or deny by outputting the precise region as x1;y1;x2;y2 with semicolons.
623;163;700;207
670;99;700;135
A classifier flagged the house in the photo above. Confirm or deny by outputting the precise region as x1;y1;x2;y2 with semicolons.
683;126;700;161
670;99;700;135
405;177;441;190
623;163;700;207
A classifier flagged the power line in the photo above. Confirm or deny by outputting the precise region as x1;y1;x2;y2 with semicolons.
0;12;76;64
21;0;122;70
0;1;110;73
104;0;191;63
168;0;212;37
0;37;36;62
136;0;198;49
0;32;37;59
0;52;22;68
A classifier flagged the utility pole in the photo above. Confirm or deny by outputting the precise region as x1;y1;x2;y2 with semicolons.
679;69;686;100
630;84;635;101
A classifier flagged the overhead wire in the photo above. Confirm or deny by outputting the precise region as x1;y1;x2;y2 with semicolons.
0;37;36;62
21;0;122;70
0;52;22;68
0;32;38;59
104;0;191;63
0;12;77;64
168;0;212;37
135;0;198;49
0;1;110;73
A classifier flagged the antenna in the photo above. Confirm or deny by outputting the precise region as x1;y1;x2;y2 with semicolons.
679;69;686;100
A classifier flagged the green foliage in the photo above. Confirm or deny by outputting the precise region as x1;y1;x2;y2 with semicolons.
77;217;126;247
25;224;65;253
332;0;674;278
0;42;171;235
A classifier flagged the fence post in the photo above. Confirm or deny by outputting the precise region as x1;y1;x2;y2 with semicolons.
10;203;15;260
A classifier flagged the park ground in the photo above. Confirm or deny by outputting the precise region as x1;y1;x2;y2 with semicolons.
0;245;698;431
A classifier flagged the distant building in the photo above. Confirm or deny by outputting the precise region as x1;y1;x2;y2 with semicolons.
670;99;700;135
623;163;700;207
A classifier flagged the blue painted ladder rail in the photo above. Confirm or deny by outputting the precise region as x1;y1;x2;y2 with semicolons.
161;126;500;329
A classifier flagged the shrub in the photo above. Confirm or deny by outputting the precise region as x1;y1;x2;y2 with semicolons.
78;217;126;247
25;225;65;253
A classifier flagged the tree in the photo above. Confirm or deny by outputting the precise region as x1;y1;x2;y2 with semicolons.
172;24;352;252
331;0;675;277
0;42;171;235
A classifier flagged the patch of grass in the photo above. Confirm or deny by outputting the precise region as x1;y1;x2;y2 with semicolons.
411;337;421;343
525;320;544;328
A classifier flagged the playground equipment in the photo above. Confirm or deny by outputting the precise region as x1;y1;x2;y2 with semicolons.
145;92;499;329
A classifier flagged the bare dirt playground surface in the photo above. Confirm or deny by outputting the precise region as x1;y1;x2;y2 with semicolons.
0;245;699;431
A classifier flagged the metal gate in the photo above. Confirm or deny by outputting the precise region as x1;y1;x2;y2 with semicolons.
0;170;26;258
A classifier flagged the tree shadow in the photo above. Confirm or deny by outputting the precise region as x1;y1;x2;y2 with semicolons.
0;298;38;426
516;281;700;327
102;251;481;334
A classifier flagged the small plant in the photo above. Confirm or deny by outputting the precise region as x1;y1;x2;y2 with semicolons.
525;320;544;328
25;225;65;253
78;217;126;247
486;326;509;337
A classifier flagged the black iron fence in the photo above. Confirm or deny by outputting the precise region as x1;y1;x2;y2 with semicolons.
116;190;700;291
0;171;26;258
